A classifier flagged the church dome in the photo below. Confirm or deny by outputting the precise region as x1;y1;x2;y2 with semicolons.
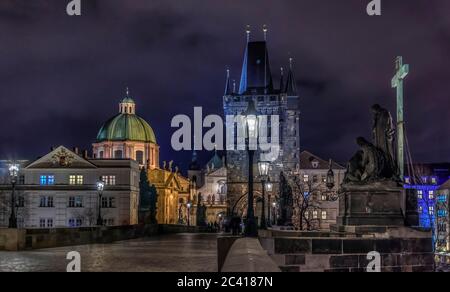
96;89;157;144
96;114;156;144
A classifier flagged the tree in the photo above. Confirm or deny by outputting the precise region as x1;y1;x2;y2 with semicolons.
139;168;158;224
287;173;323;231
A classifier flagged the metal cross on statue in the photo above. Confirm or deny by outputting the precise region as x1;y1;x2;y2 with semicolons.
391;56;409;180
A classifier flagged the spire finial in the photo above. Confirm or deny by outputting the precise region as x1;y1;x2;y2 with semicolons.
224;68;232;95
126;86;130;97
281;67;284;76
289;57;294;69
263;24;268;41
232;80;236;94
246;25;251;42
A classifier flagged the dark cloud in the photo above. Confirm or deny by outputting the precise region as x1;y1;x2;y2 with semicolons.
0;0;449;172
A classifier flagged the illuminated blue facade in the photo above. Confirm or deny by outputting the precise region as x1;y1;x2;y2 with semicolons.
404;163;450;240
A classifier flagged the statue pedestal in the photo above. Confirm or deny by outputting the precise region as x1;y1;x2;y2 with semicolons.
337;182;405;227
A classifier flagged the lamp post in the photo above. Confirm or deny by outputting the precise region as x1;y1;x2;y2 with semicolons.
187;201;192;226
272;202;277;225
258;160;270;230
325;159;339;201
266;179;273;227
8;163;19;229
96;178;105;226
244;100;259;237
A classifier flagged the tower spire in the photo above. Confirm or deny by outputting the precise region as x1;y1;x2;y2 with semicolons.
263;24;268;42
285;58;298;96
246;25;251;43
279;67;285;93
224;69;232;95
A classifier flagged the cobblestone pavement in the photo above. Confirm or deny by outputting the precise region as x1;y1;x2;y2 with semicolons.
0;233;218;272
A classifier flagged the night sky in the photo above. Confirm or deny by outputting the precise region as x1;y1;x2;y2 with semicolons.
0;0;449;172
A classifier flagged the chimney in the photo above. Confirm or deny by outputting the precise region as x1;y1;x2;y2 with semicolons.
73;147;79;155
83;150;88;159
50;146;55;151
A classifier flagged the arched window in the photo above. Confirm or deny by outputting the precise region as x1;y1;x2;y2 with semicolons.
114;150;123;159
136;151;144;165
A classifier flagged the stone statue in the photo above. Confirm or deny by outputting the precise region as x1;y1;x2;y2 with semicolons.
372;104;397;175
343;105;401;185
344;137;389;183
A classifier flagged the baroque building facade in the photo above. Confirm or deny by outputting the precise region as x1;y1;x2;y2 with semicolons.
188;151;228;225
223;36;300;214
0;146;140;228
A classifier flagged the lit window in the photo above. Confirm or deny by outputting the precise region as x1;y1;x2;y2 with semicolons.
304;211;309;219
321;195;327;201
438;195;447;203
321;211;327;220
102;175;116;186
429;206;434;215
322;175;327;183
70;175;83;185
438;210;447;217
431;177;437;185
40;175;54;185
417;190;423;199
429;191;435;200
419;206;423;213
303;175;309;182
405;177;411;184
313;210;318;219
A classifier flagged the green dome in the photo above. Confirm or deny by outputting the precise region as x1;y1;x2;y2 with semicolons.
96;113;157;144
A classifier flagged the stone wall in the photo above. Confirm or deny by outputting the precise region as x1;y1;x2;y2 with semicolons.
260;227;435;272
0;224;208;251
221;237;281;272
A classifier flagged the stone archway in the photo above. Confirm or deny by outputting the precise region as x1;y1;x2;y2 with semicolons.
231;191;263;218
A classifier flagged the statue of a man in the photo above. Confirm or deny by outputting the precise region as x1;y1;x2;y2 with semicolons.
372;104;396;171
357;137;386;182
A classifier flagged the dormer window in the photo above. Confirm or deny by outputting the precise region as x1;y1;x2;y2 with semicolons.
311;160;319;169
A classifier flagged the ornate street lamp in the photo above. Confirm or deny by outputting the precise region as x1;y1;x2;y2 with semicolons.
325;159;340;201
187;201;192;226
266;178;274;227
272;201;278;226
244;100;259;237
258;160;270;230
96;178;105;226
8;163;19;229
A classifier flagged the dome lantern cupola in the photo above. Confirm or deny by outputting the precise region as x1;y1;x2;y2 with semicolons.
119;87;136;114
